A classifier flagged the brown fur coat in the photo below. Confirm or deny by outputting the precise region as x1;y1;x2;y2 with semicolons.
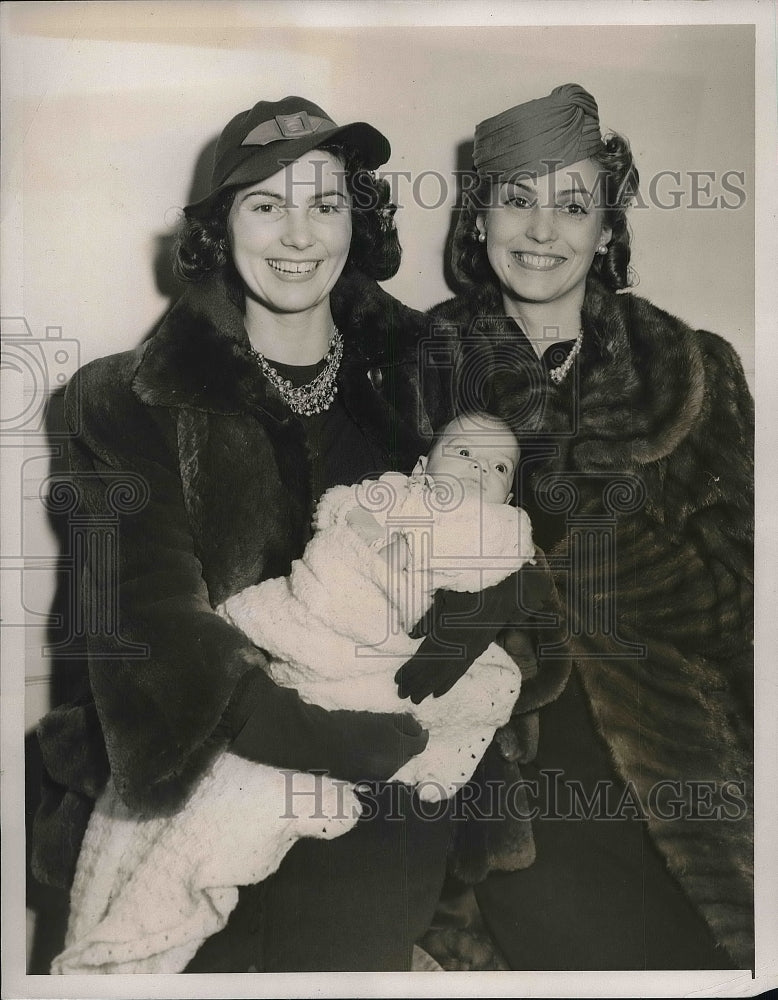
421;276;754;970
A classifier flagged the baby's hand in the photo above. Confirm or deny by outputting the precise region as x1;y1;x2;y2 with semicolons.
346;504;411;571
345;506;384;545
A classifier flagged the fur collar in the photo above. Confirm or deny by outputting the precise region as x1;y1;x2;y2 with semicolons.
132;267;425;420
430;277;707;470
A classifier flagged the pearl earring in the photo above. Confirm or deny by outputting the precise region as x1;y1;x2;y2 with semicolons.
597;245;608;255
478;232;486;243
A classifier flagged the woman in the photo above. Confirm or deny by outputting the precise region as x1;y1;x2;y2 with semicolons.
420;84;754;971
31;95;452;972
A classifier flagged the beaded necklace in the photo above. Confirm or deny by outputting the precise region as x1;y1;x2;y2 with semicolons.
249;328;343;416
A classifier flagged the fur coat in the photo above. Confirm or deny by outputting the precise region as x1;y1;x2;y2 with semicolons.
31;266;434;890
420;276;754;970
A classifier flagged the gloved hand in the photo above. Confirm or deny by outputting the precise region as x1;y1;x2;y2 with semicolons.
395;550;556;705
495;712;539;764
222;668;429;784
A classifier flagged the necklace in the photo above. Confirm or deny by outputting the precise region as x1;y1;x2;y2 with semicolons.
249;328;344;416
548;329;583;385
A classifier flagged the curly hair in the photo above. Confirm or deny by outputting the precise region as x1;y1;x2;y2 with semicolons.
589;132;640;290
173;140;401;291
452;131;639;293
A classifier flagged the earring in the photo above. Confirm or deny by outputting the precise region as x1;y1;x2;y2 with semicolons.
478;232;486;244
597;245;608;255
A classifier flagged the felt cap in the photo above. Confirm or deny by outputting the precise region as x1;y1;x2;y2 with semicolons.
185;96;390;217
473;83;602;180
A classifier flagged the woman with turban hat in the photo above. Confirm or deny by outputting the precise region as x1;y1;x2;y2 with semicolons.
415;84;754;972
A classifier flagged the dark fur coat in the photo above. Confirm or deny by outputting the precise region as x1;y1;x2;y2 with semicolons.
32;267;434;888
421;276;754;970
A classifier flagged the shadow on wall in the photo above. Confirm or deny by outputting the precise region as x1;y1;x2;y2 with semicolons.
442;141;477;296
145;136;220;340
24;134;220;973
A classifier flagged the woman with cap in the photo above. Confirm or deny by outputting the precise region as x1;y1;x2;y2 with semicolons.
31;96;452;972
418;84;753;971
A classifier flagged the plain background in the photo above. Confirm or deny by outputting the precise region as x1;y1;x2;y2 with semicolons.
1;2;774;997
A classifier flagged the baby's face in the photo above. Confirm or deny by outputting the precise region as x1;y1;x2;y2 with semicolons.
425;413;519;504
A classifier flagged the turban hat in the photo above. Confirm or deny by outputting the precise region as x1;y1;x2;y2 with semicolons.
473;83;603;180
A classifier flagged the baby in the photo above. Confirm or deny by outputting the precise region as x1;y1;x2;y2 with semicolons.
346;410;523;630
54;412;538;975
219;409;534;796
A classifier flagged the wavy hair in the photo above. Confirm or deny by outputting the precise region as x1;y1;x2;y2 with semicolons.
452;131;639;292
174;141;401;292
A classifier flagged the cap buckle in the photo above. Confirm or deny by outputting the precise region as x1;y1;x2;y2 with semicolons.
242;110;333;147
275;111;314;137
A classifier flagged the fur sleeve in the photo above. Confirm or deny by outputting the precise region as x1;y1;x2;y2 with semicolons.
62;355;271;813
565;329;754;671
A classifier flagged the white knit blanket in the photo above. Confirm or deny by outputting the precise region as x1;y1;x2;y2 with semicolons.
52;755;360;974
55;476;533;974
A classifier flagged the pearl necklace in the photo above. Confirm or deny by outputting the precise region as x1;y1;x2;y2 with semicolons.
548;329;583;385
249;328;344;416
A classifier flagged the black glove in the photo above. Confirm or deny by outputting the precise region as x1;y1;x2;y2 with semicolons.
395;552;556;705
222;668;429;784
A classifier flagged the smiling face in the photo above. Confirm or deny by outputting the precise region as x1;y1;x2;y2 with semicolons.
227;149;352;319
477;158;612;313
424;413;520;504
